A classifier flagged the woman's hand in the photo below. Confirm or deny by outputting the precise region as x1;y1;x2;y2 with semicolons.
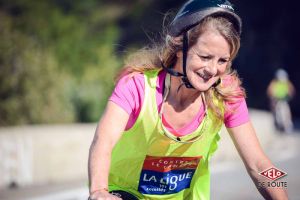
89;190;122;200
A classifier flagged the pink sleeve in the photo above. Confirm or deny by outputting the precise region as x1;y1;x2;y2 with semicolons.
108;73;145;130
224;98;250;128
220;74;250;128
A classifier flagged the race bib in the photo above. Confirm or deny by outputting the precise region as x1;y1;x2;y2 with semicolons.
138;155;201;195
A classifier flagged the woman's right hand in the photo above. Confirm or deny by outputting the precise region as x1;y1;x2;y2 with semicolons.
89;190;122;200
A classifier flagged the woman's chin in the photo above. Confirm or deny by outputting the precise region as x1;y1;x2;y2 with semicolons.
192;83;213;91
189;76;215;91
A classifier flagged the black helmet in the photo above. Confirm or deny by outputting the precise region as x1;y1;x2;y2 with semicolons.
162;0;241;89
169;0;242;37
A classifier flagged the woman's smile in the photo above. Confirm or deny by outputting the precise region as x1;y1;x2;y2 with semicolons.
196;71;212;82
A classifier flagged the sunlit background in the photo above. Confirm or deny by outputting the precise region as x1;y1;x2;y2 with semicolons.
0;0;299;199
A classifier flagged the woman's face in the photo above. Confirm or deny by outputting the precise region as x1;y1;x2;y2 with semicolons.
177;30;230;91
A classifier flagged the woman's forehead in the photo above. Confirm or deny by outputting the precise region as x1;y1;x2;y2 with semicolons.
192;31;230;55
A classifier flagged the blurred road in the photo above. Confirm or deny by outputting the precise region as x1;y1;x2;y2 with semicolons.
211;133;300;200
0;110;299;200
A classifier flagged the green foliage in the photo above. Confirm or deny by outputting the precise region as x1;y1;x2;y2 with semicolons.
71;25;121;122
0;0;122;125
0;13;75;125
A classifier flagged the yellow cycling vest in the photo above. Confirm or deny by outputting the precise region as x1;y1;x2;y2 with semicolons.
272;80;289;100
108;70;224;200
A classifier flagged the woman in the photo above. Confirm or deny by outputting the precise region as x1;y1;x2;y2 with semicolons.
88;0;288;199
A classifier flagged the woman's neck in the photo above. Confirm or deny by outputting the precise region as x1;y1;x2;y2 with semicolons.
167;76;202;108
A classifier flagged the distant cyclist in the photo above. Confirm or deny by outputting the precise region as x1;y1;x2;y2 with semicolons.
267;68;295;132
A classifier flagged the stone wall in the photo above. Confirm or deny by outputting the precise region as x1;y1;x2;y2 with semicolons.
0;124;96;188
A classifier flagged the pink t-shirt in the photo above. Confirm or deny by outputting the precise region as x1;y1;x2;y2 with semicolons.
109;70;249;136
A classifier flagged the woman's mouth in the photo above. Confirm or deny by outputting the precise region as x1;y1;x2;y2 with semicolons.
196;72;211;81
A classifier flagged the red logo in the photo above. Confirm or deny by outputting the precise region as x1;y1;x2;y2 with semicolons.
259;167;287;181
142;155;202;172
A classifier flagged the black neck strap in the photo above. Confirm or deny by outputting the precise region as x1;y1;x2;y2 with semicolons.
161;61;184;77
181;32;194;89
161;32;194;89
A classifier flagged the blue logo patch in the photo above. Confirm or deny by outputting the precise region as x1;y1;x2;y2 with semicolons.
138;156;201;195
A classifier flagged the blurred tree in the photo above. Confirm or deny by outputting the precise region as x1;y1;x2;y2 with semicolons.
0;0;123;125
0;12;75;125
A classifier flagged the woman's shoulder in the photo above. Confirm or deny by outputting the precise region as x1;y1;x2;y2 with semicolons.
110;72;146;115
118;72;144;82
222;73;246;110
221;74;240;87
117;69;164;85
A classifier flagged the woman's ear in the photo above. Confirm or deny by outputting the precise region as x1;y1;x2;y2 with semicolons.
225;62;232;73
176;51;183;58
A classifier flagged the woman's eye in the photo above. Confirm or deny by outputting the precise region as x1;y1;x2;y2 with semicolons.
218;59;228;64
200;56;210;60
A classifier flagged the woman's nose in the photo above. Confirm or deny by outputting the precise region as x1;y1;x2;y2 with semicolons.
204;61;217;76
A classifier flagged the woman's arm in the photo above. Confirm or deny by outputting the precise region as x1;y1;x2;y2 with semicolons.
88;101;129;198
227;122;288;200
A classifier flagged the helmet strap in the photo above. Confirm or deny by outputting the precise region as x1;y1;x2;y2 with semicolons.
161;61;184;77
161;32;194;89
182;32;194;89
